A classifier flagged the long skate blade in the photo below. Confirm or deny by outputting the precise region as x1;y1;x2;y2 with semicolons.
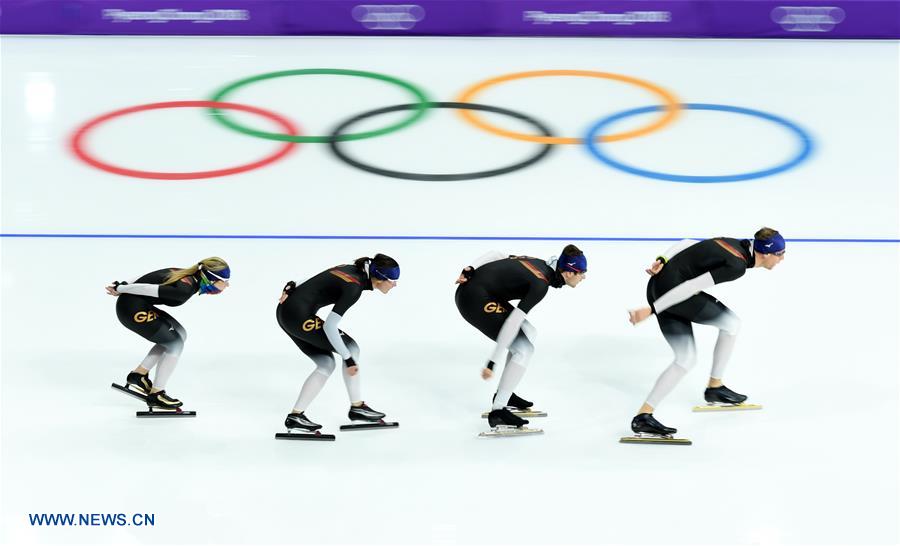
481;410;547;418
275;431;336;441
692;403;762;412
619;435;692;445
478;426;543;438
136;408;196;418
111;383;148;402
340;421;399;431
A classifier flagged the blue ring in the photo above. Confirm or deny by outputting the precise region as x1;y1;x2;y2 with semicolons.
584;103;814;183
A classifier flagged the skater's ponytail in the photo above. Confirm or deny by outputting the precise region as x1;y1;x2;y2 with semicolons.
355;254;400;281
163;257;230;285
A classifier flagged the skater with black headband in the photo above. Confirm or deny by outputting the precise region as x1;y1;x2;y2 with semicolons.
622;228;785;445
275;254;400;440
455;245;587;436
107;257;231;415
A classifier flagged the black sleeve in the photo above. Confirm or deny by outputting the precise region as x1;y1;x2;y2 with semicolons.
709;260;747;285
158;282;196;305
332;285;363;317
517;280;549;314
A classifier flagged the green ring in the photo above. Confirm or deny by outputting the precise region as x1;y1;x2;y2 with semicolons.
208;69;430;143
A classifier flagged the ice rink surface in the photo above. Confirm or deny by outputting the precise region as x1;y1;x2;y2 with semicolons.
1;36;898;545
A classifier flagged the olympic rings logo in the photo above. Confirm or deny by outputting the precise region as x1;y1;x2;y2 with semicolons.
69;68;814;183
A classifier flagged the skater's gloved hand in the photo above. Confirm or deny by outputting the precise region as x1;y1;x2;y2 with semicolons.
279;281;296;304
106;281;125;296
456;267;474;284
628;307;653;325
646;259;665;276
344;357;359;377
481;360;495;380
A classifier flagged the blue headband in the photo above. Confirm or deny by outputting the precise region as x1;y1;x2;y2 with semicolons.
558;253;587;273
370;264;400;281
204;267;231;280
753;234;786;255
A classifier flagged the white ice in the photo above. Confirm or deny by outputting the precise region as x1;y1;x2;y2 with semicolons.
0;37;898;545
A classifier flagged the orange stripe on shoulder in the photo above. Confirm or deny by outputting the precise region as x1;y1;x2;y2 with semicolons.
330;270;361;285
518;260;549;283
715;239;744;260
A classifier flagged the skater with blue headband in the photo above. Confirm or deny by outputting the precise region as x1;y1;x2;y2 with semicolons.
624;228;785;444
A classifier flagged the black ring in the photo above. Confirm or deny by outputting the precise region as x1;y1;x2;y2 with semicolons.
328;101;555;181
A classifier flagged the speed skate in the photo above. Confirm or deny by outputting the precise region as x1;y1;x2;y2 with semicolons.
479;425;544;438
136;407;196;418
693;402;763;412
621;413;691;445
275;430;336;441
479;408;543;438
111;382;148;402
481;409;547;418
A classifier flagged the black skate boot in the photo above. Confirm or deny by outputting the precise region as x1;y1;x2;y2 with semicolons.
146;390;183;410
276;412;334;441
631;413;677;436
704;385;748;405
136;390;195;418
126;371;153;396
348;402;386;422
493;391;533;410
285;412;323;432
479;408;542;437
487;408;529;428
620;413;691;445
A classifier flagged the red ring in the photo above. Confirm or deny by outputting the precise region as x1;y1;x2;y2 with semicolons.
70;100;300;180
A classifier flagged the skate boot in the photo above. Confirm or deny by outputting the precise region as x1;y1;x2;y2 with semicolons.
704;385;748;405
488;408;529;428
485;392;546;419
341;403;398;431
146;390;183;410
619;413;691;445
285;412;323;432
136;390;195;418
479;408;542;438
348;402;386;422
276;412;335;441
631;413;677;436
126;371;153;396
493;391;533;410
694;385;761;412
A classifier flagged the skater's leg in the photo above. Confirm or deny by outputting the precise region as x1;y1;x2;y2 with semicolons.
136;344;166;373
690;296;741;387
292;351;336;413
138;316;186;374
148;316;186;392
492;331;534;410
639;316;696;413
341;334;362;404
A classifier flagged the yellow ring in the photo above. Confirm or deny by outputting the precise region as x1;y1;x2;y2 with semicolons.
455;69;681;145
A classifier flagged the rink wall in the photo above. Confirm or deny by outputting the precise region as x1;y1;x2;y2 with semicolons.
1;0;898;38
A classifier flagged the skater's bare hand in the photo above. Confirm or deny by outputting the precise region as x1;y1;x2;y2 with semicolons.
481;367;493;380
629;307;653;325
105;285;120;296
346;365;359;377
646;260;664;276
278;291;288;304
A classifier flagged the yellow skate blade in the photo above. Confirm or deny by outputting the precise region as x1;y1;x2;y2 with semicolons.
479;427;544;438
481;410;547;418
692;403;763;412
619;435;692;445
